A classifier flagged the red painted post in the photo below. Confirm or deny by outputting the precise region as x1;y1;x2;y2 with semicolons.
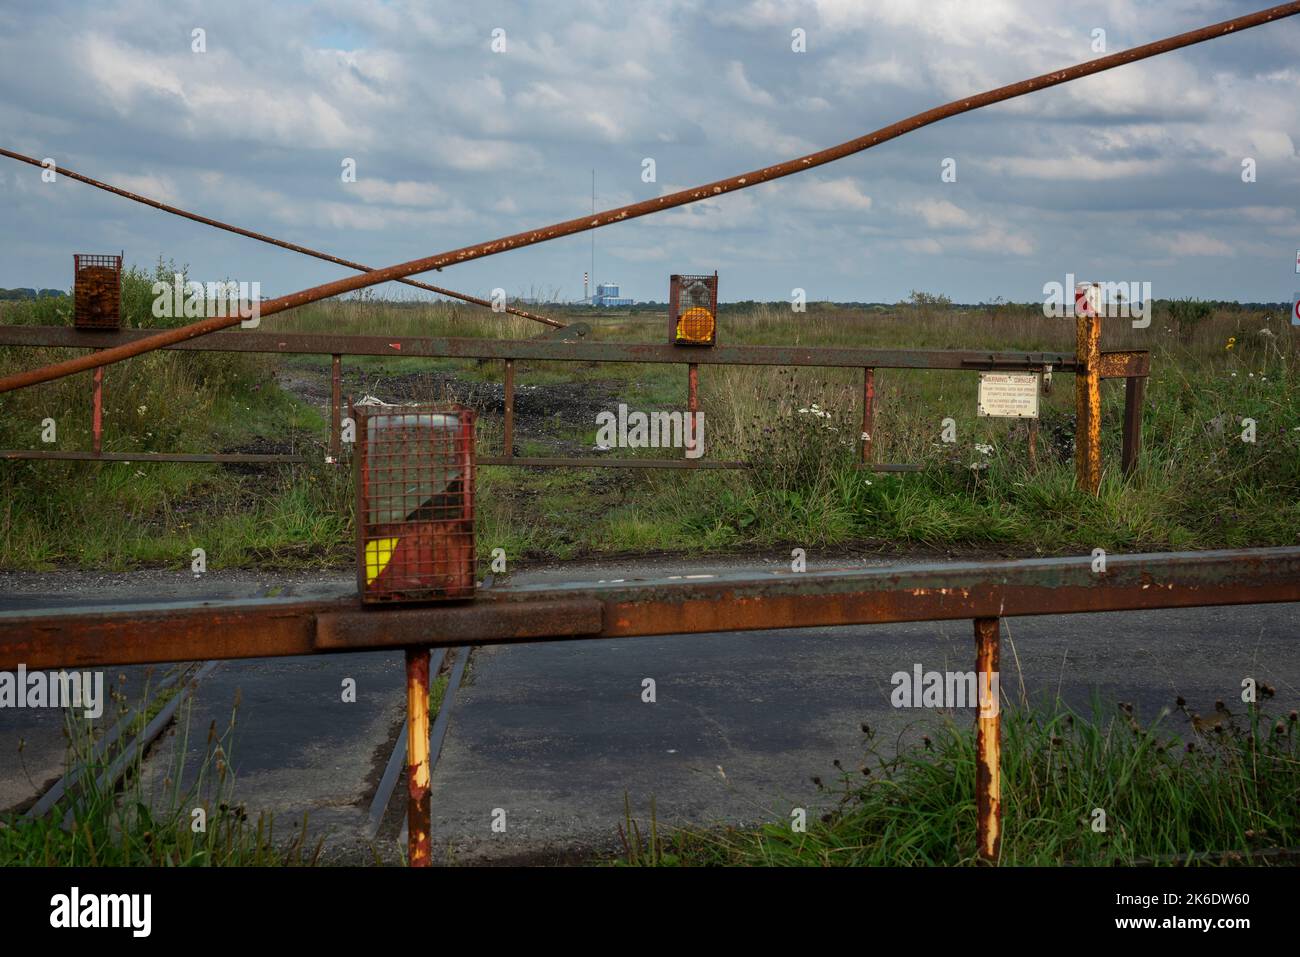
504;359;515;459
329;354;341;462
91;364;103;457
687;363;699;460
862;367;875;463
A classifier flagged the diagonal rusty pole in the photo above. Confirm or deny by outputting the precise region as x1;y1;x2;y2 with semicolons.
3;1;1298;395
0;148;563;330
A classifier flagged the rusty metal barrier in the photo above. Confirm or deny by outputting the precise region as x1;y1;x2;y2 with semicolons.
2;546;1298;865
2;1;1296;395
0;148;563;330
3;3;1297;868
0;321;1150;477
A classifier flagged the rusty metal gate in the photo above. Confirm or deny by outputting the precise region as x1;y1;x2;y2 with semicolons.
2;2;1299;866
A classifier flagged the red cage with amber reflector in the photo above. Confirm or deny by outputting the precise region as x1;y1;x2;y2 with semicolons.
668;272;718;346
354;404;476;603
73;253;123;330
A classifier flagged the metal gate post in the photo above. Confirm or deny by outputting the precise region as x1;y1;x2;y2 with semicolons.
687;363;699;460
1074;290;1102;495
405;646;432;867
1122;374;1145;477
91;361;104;457
974;616;1002;863
329;355;342;461
504;359;515;459
861;367;875;463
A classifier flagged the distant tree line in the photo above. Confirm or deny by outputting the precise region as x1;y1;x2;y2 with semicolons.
0;288;67;301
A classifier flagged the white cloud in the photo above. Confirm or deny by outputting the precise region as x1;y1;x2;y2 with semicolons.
789;177;872;212
1157;232;1236;257
980;154;1169;181
351;179;447;207
726;61;776;107
910;199;974;229
902;238;943;254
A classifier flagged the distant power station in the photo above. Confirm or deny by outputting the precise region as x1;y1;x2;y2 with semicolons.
592;282;633;307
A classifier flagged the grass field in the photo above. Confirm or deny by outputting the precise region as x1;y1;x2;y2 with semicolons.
1;261;1297;571
616;694;1300;866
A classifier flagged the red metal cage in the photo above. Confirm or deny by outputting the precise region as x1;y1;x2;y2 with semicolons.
73;253;123;330
354;404;476;603
668;272;718;346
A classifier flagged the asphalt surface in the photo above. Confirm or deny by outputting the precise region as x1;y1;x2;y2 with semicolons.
1;559;1296;864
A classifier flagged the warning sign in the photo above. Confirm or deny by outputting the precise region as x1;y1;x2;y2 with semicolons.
978;373;1039;419
1293;291;1300;326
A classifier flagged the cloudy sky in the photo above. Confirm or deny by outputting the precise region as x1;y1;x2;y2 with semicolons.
1;0;1297;305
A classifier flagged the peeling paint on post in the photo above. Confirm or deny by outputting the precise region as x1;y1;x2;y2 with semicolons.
1074;287;1102;495
405;647;432;867
974;616;1001;863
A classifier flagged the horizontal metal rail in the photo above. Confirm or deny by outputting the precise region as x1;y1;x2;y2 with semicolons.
0;450;304;464
2;547;1295;671
0;325;1147;472
0;325;1148;375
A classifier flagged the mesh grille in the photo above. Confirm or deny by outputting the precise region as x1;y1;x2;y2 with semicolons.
355;404;476;603
73;254;122;330
668;273;717;345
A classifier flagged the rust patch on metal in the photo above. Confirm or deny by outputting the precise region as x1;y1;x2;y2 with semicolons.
405;647;432;868
1075;310;1102;495
1099;351;1150;378
974;617;1001;863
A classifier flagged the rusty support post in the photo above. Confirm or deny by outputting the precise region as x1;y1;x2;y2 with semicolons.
1026;370;1042;471
862;367;875;463
1122;374;1145;477
329;355;341;462
974;616;1001;864
687;363;699;461
1074;293;1102;495
405;647;432;867
91;362;103;457
504;359;515;459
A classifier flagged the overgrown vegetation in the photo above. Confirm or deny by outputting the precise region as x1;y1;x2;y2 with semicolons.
1;272;1296;570
616;694;1300;866
0;676;317;866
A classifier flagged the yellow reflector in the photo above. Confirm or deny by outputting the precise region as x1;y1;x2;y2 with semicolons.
676;306;714;343
364;537;400;585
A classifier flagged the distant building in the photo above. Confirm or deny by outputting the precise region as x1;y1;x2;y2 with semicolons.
593;282;633;307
